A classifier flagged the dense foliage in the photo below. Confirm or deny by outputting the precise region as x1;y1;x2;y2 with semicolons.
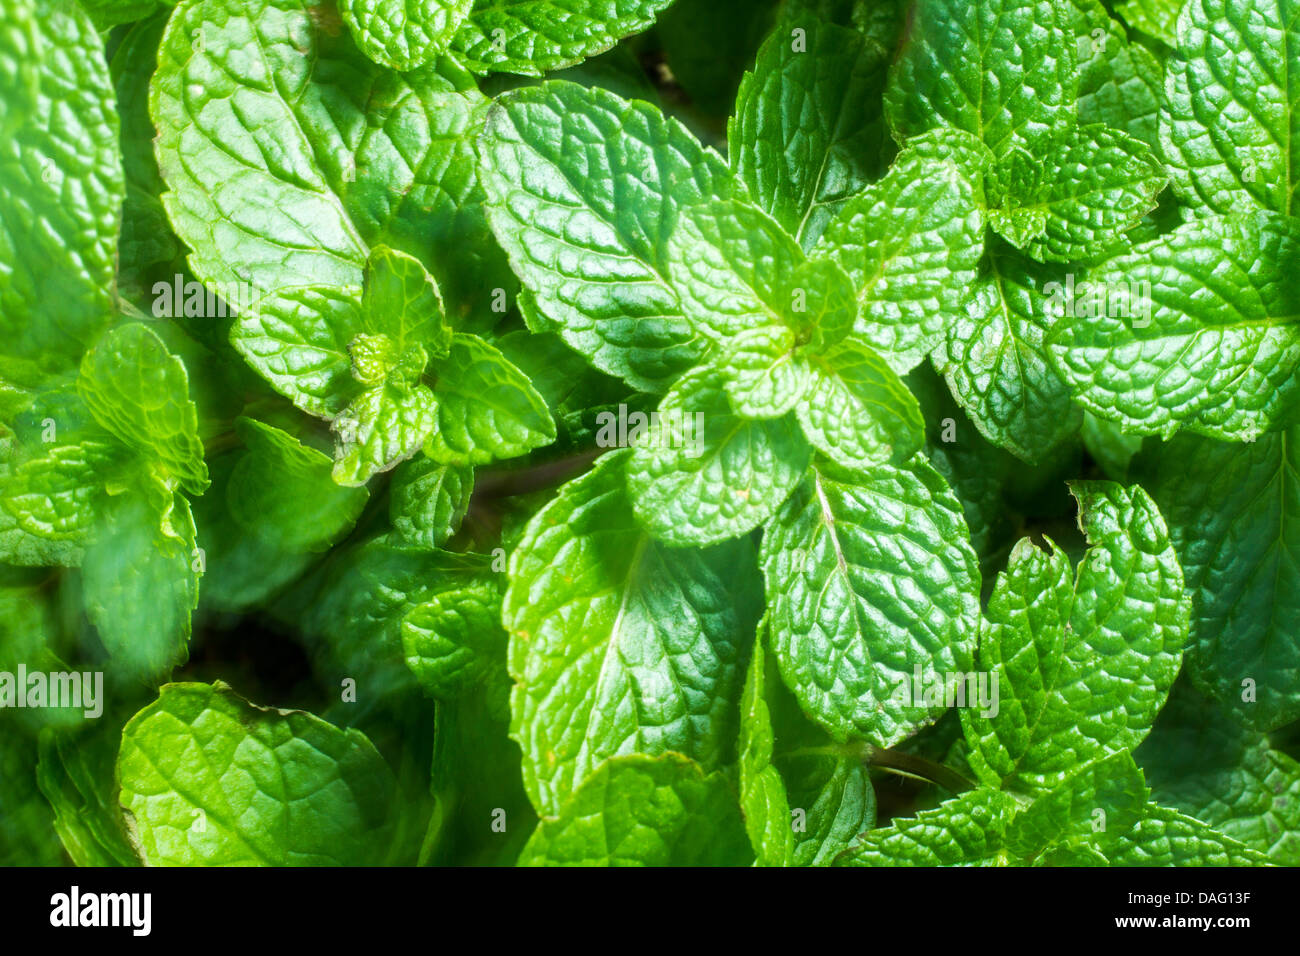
1;0;1297;867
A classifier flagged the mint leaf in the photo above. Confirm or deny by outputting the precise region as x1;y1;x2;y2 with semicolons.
282;537;491;699
934;247;1082;464
716;326;813;421
835;789;1020;866
1113;0;1180;45
389;457;473;550
797;340;924;469
341;0;473;71
1135;430;1300;731
332;380;438;486
153;0;503;319
730;14;893;249
739;633;798;867
666;199;811;343
884;0;1078;158
362;246;452;359
1138;683;1300;864
82;477;200;680
0;730;63;866
908;364;1019;567
0;442;118;544
422;334;555;467
985;125;1166;262
962;482;1189;796
227;418;369;553
1106;804;1272;866
452;0;675;75
0;0;122;367
117;682;396;866
740;631;875;866
1048;212;1300;441
402;583;504;701
111;13;189;311
78;323;209;495
37;722;140;867
1005;751;1149;861
1162;0;1300;216
504;451;760;815
233;286;365;418
518;753;752;866
761;457;981;747
1068;0;1163;148
627;367;810;547
816;147;984;371
476;81;736;392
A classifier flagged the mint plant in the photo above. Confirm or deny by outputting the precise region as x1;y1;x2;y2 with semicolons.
1;0;1298;870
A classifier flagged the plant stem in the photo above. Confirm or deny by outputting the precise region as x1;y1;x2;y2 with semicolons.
866;747;974;795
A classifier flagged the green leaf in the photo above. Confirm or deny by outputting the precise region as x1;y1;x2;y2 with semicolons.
228;418;369;553
761;456;981;747
739;633;797;867
962;482;1189;796
1005;751;1150;861
233;286;365;419
504;451;760;815
1047;212;1300;442
1067;0;1164;148
78;323;209;495
985;125;1167;262
666;199;811;343
152;0;503;320
1137;683;1300;864
341;0;473;71
117;682;396;866
281;536;491;699
835;789;1019;866
332;380;438;486
0;0;122;367
797;340;924;470
716;326;813;420
1113;0;1180;45
907;364;1019;566
37;722;140;867
423;334;555;466
0;427;92;568
424;673;534;866
1106;803;1272;866
739;631;876;866
0;728;64;865
452;0;675;75
475;81;736;392
187;450;319;613
79;0;168;30
884;0;1078;158
730;14;893;249
816;147;984;372
627;367;811;547
1134;429;1300;731
81;478;201;681
111;14;189;312
933;247;1082;464
390;456;474;549
362;246;452;358
517;753;752;866
0;443;118;544
402;584;505;701
1162;0;1300;216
